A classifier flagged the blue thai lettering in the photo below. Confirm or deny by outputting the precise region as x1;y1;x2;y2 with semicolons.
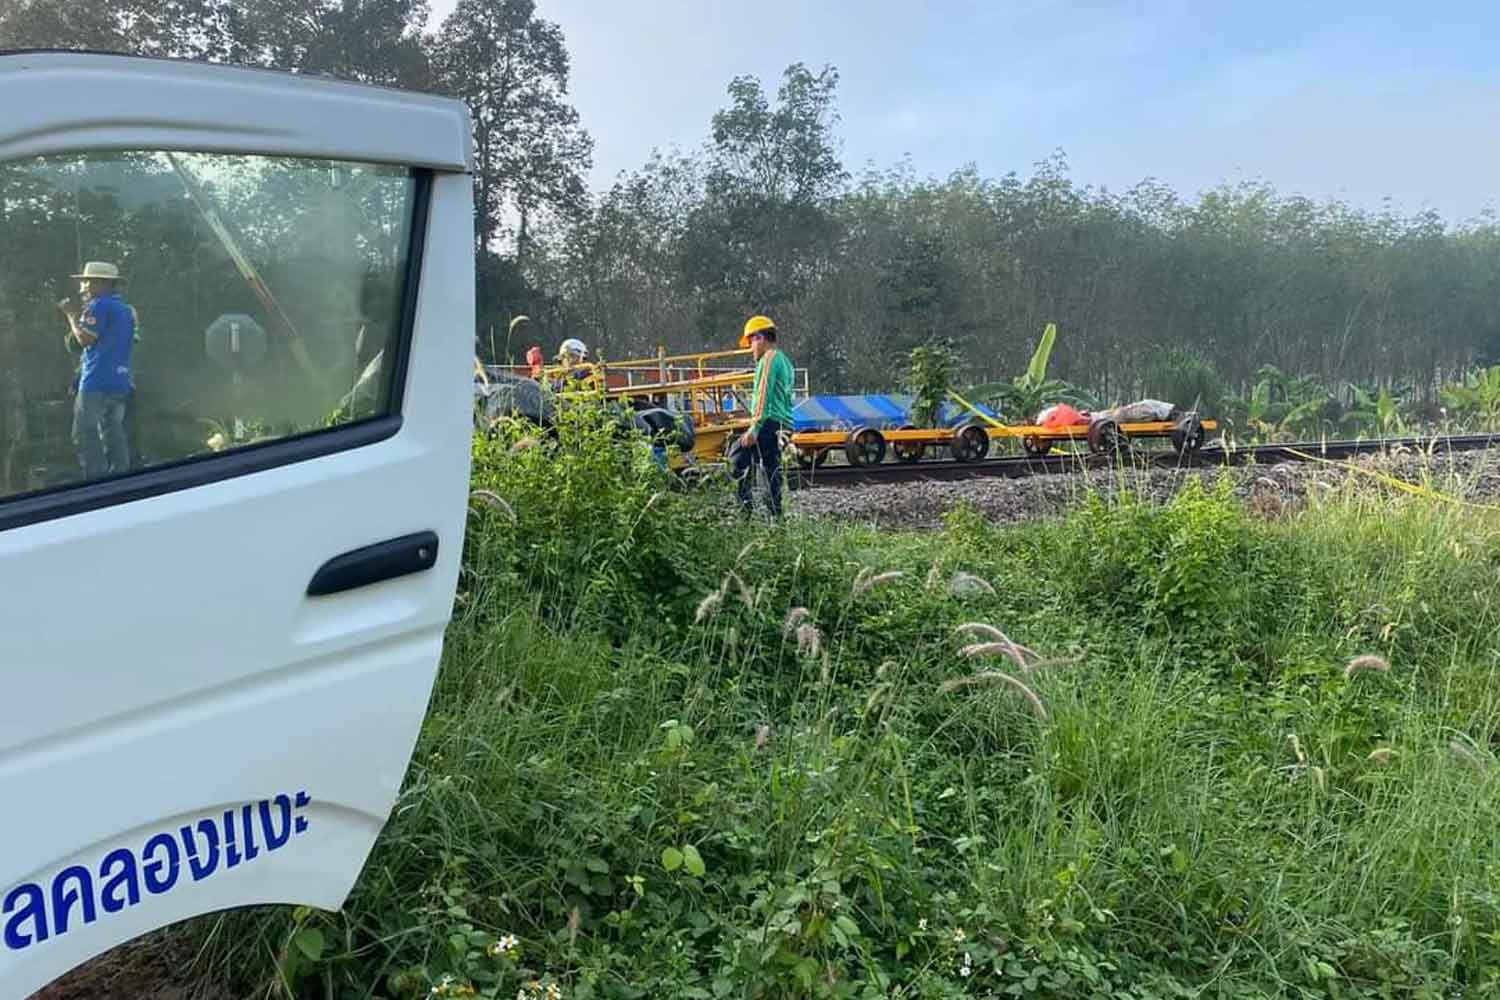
3;790;312;954
180;819;220;882
3;883;47;950
50;866;97;935
98;849;141;913
141;832;180;895
221;810;241;869
240;804;260;864
260;794;292;850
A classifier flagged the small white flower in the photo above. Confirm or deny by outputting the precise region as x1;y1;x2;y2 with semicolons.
951;927;966;942
918;918;928;931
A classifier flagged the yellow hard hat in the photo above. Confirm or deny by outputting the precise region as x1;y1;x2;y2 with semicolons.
739;314;776;347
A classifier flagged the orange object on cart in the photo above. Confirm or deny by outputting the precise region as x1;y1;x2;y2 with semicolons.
1037;402;1087;428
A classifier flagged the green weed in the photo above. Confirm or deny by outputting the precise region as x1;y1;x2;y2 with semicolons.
192;425;1500;999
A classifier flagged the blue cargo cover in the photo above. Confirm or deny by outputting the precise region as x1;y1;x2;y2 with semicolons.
790;394;1001;433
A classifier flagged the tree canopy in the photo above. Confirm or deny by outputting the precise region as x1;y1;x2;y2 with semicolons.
4;4;1498;409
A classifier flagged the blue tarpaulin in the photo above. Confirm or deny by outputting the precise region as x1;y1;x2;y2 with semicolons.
790;394;1001;433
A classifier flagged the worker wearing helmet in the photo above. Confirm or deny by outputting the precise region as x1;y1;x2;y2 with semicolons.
733;315;795;517
551;337;592;391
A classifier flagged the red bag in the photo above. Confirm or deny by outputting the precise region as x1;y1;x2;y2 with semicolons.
1038;403;1086;428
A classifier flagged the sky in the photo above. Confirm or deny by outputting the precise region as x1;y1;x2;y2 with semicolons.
427;1;1500;223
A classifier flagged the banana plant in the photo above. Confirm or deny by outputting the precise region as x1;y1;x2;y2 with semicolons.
1341;385;1407;437
966;323;1099;422
1243;365;1334;441
1440;366;1500;431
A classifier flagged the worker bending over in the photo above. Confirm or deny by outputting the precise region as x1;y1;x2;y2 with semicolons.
733;315;794;518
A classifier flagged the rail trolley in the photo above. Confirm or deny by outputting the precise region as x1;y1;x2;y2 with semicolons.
786;392;1217;468
486;348;1215;471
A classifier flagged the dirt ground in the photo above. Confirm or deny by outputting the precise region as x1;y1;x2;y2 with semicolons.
26;934;235;1000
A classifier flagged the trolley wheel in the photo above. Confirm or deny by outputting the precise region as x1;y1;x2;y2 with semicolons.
795;447;829;470
845;427;888;467
1021;435;1052;457
892;424;926;463
950;422;990;463
1087;420;1129;455
1171;417;1205;455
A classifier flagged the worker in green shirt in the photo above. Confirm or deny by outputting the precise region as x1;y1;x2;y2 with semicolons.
734;314;795;517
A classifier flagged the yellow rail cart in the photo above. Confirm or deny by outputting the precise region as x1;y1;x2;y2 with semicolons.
785;391;1217;468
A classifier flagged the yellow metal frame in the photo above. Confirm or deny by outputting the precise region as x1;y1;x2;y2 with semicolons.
540;350;763;467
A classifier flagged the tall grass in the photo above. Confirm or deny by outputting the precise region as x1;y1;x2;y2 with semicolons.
196;416;1500;999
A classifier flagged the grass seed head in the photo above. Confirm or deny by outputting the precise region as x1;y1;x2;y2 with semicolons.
926;561;942;590
1367;747;1395;765
851;566;873;597
939;670;1047;719
722;570;755;610
1343;654;1391;680
795;622;823;659
1449;738;1489;770
948;571;996;598
694;589;724;624
854;570;906;596
469;489;517;523
960;641;1028;670
754;723;772;749
783;606;811;637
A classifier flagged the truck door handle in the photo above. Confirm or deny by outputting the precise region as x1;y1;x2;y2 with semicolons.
307;531;440;596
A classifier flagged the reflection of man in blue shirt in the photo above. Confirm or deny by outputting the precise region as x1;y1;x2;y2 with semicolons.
60;261;135;478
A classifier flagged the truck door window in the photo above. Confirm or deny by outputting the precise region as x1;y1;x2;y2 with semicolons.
0;151;420;508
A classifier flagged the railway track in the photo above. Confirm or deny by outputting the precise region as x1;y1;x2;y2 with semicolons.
788;433;1500;489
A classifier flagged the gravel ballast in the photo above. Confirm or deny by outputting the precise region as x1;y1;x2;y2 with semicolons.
790;449;1500;529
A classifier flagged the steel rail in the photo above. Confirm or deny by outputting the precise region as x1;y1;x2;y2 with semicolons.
787;433;1500;489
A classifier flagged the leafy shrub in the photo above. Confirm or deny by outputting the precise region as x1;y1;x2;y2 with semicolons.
1060;477;1302;660
902;340;960;428
467;398;717;636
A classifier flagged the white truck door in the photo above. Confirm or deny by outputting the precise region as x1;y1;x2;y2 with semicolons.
0;53;474;997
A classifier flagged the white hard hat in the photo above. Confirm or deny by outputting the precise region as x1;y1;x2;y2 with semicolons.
559;337;588;358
